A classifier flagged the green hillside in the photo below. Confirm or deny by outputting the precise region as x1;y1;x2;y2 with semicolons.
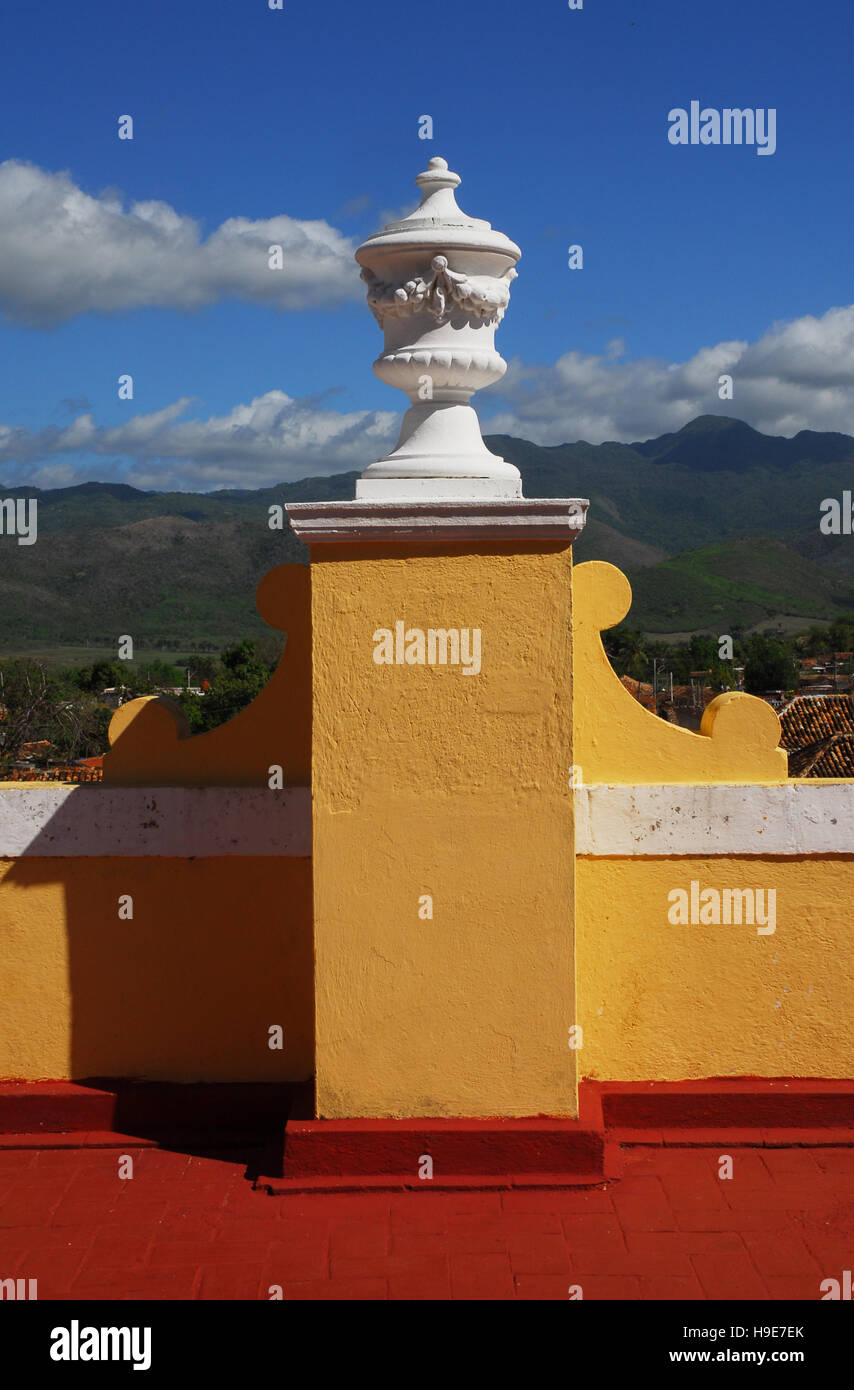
3;416;854;654
623;539;854;634
0;516;305;651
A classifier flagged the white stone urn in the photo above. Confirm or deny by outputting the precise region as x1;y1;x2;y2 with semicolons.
355;156;522;499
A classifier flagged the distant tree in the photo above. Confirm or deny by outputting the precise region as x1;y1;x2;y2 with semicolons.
0;660;54;762
125;660;184;694
252;634;285;672
0;659;112;765
178;653;221;685
176;640;274;734
47;698;113;762
824;614;854;652
74;659;126;693
604;626;649;681
220;640;269;679
743;635;798;694
711;663;738;692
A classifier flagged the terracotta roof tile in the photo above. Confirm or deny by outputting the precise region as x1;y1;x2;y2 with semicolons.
779;694;854;777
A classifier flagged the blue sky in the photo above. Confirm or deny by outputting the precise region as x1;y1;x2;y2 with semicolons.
1;0;852;490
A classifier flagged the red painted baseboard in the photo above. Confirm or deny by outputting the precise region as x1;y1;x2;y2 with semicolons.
592;1079;854;1137
0;1079;306;1137
0;1078;851;1191
262;1095;613;1191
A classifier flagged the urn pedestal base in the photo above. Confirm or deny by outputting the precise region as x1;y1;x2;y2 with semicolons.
356;476;521;500
357;400;522;500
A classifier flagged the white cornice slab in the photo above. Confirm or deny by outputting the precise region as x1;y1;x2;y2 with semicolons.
575;782;854;857
0;785;311;857
287;497;589;542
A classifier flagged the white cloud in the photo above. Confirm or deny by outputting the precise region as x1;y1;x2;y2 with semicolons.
2;304;854;491
485;304;854;443
0;391;399;490
0;160;361;326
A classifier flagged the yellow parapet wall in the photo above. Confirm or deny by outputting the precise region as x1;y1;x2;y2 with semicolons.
0;856;313;1082
1;548;851;1099
573;561;788;784
102;565;311;787
576;856;854;1080
570;560;853;1081
310;541;576;1118
0;561;316;1085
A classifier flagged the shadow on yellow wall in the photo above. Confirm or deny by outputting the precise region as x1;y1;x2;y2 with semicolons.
1;565;315;1083
2;853;314;1083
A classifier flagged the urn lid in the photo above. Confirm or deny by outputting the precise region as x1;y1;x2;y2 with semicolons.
355;157;521;264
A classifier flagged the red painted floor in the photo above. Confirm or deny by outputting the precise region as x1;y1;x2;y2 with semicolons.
1;1143;852;1300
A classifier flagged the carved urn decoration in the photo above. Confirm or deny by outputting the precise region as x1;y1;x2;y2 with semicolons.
355;156;522;499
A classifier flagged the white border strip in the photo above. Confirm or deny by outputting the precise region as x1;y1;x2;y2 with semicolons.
575;783;854;857
2;782;850;859
0;786;311;857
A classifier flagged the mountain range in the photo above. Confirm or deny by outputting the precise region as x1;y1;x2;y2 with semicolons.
2;414;854;661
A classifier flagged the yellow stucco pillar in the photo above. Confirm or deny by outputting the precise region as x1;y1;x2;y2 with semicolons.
287;510;584;1118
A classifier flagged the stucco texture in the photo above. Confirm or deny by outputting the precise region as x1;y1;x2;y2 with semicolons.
310;541;576;1118
573;561;788;784
577;856;854;1079
0;856;313;1082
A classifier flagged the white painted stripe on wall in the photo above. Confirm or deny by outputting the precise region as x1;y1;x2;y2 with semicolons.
0;785;312;857
575;783;854;857
2;782;851;859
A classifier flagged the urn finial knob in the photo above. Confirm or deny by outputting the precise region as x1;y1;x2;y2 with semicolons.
414;155;461;196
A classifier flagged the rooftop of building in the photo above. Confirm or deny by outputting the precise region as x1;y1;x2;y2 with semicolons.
779;693;854;777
